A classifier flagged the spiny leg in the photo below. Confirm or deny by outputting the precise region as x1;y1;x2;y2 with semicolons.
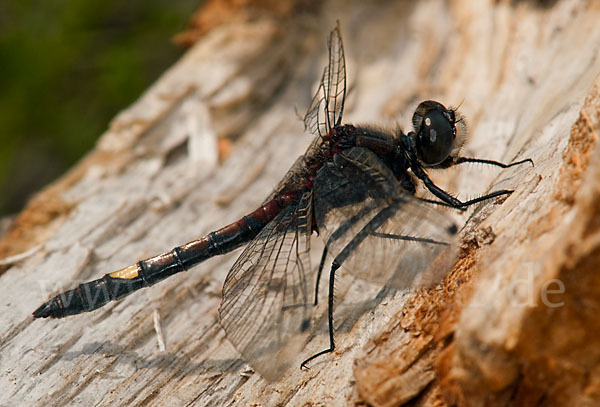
414;157;532;210
313;205;376;306
301;205;397;369
314;246;328;306
368;232;449;246
455;157;534;168
301;258;340;370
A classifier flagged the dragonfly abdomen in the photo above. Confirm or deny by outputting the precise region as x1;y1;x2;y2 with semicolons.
33;191;299;319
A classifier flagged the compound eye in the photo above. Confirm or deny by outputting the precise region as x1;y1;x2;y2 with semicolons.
416;109;455;165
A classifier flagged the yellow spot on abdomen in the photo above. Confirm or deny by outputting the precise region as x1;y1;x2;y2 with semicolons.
109;264;139;279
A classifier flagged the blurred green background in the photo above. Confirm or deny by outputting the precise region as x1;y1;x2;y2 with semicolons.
0;0;201;217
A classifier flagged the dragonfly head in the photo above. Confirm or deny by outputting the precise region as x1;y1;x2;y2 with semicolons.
410;100;467;167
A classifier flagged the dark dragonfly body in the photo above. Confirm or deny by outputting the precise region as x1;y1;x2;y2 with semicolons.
33;190;298;318
34;22;532;380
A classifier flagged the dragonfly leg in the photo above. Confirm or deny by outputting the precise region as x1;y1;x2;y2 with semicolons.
455;157;534;168
301;259;340;370
314;246;328;306
369;231;450;245
313;204;376;306
413;155;532;210
302;205;397;369
419;189;516;210
418;197;460;208
415;168;515;210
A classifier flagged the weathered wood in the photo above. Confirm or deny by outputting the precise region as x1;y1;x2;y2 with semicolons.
1;1;600;406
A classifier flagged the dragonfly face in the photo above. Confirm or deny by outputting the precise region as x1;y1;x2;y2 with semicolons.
409;100;468;167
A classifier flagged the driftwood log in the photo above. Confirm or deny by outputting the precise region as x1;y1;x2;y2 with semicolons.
2;1;600;406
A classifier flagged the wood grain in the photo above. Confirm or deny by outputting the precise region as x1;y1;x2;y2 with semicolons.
2;1;600;406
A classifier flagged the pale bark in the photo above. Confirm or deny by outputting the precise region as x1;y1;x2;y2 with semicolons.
2;1;600;406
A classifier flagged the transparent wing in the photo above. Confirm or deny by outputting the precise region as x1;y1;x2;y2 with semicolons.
313;147;458;288
218;191;314;381
264;23;346;203
304;21;347;139
325;197;457;288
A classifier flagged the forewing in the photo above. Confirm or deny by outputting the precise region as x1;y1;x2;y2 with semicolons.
304;21;346;139
313;147;458;288
219;191;314;381
265;23;346;203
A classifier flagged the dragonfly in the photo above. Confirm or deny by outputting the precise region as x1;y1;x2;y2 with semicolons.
33;22;532;381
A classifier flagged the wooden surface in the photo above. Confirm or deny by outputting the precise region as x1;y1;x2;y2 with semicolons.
2;1;600;406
